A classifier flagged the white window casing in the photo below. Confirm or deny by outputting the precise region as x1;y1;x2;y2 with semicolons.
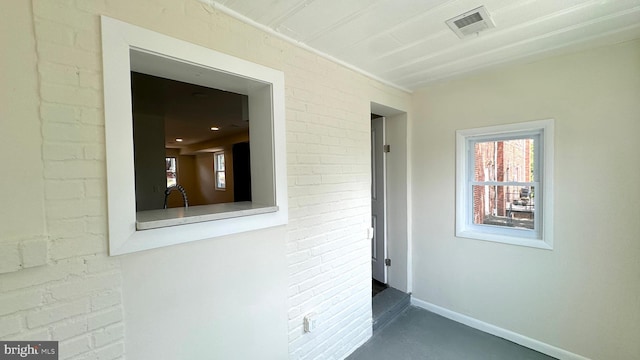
455;119;554;249
101;16;288;255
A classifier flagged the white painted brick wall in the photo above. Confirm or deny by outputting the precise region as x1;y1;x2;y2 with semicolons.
3;1;410;359
0;244;22;274
283;45;384;358
0;1;125;359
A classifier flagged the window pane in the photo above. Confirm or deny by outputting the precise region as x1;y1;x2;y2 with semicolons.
472;185;534;230
215;153;225;171
166;157;177;187
216;172;226;189
474;139;535;182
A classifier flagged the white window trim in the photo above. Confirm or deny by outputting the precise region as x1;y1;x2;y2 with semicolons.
455;119;554;250
101;16;288;256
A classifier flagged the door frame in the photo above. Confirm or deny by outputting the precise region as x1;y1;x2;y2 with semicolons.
371;102;411;293
371;115;387;284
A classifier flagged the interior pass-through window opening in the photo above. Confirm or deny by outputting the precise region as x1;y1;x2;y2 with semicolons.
131;72;248;211
101;15;287;255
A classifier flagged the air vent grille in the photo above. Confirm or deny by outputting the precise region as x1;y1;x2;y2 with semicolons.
453;12;483;29
446;6;495;39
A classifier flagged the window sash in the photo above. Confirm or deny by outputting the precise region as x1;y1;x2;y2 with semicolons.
215;153;224;171
456;120;553;248
214;152;226;190
467;134;540;183
467;182;540;234
166;157;177;188
466;132;541;231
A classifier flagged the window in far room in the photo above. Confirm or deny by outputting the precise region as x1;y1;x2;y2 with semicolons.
456;120;554;250
166;157;177;187
214;151;226;190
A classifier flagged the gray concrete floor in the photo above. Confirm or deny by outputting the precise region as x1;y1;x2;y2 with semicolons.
348;306;557;360
372;287;410;331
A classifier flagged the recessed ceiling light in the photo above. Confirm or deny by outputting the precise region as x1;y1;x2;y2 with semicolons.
210;126;220;131
175;138;183;142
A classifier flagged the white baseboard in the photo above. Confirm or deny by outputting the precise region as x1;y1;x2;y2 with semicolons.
411;297;590;360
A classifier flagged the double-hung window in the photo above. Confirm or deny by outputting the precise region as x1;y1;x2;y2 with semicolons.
456;119;554;249
214;152;226;190
166;157;177;188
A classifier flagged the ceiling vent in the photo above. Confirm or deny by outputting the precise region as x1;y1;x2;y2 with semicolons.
446;6;495;39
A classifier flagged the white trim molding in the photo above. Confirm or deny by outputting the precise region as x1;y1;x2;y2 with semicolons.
101;16;288;255
411;297;591;360
455;119;554;250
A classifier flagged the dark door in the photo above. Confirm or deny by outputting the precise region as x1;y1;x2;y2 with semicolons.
233;142;252;201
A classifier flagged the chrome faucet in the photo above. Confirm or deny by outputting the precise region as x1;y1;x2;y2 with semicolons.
164;185;188;209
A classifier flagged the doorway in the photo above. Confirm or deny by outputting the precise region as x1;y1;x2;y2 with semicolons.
370;104;410;331
371;114;386;285
370;102;409;296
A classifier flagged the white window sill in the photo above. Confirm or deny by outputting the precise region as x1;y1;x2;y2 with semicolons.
456;229;552;250
136;202;278;230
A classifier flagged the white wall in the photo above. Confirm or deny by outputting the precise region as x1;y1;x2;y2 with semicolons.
0;0;48;274
0;0;411;359
120;227;289;359
410;39;640;360
195;151;235;204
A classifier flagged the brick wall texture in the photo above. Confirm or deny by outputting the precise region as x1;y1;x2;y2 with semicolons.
473;139;533;224
1;1;410;359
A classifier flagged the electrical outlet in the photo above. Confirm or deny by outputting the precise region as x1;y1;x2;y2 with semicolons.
303;313;317;333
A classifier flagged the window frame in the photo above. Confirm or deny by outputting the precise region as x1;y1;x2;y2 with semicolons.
214;151;226;191
101;16;288;256
455;119;554;250
166;157;177;188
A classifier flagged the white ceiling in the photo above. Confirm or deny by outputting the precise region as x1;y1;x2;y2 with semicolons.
131;72;248;150
208;0;640;91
